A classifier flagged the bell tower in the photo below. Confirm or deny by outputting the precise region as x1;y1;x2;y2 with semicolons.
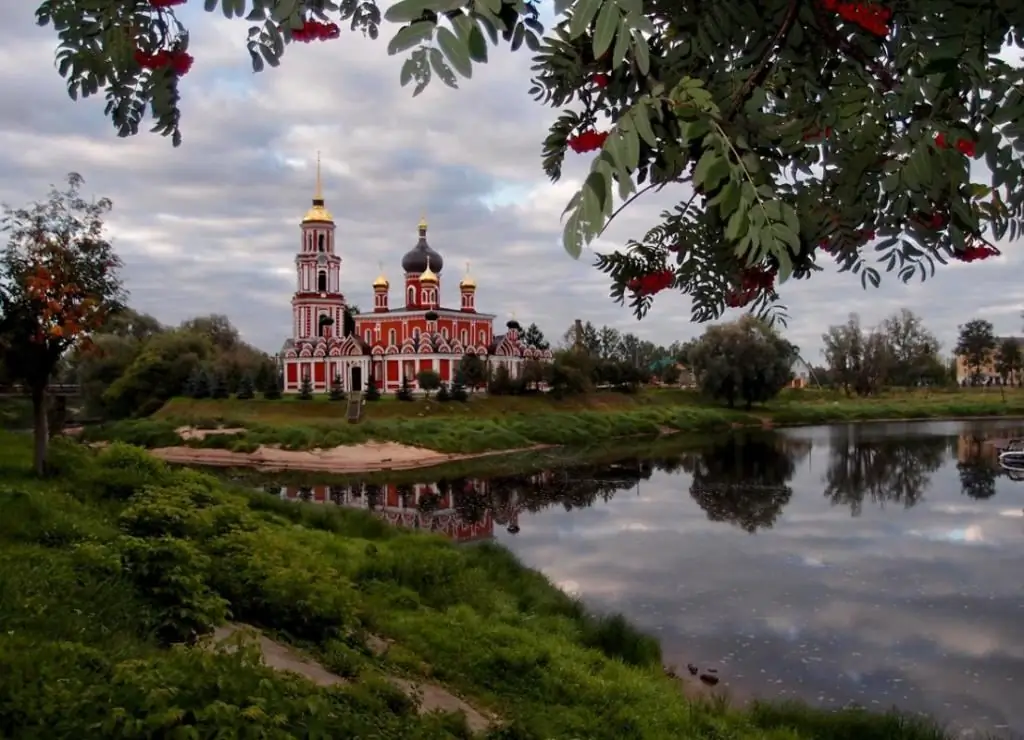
292;152;345;341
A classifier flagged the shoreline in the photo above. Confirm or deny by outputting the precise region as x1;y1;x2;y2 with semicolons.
131;412;1024;475
147;439;556;473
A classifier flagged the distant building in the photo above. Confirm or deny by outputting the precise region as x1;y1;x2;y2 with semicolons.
787;357;811;389
279;157;552;394
954;337;1023;385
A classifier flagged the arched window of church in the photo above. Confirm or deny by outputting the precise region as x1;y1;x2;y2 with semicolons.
388;329;396;346
413;328;421;340
407;286;415;304
442;327;449;339
479;331;485;343
318;271;327;292
318;233;325;252
460;329;468;344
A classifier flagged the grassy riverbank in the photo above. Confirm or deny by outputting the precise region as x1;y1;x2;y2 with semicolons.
0;430;958;739
82;387;1024;455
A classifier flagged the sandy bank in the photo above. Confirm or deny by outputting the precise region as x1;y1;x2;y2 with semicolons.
148;438;551;474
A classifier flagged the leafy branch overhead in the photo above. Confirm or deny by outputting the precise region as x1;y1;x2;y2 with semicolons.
36;0;1024;324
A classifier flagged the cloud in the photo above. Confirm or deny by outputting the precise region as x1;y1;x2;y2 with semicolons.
1;4;1020;359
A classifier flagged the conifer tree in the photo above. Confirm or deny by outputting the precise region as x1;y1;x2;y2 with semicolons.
329;373;345;401
262;371;282;400
186;366;210;399
364;375;381;401
298;373;313;400
235;373;255;400
210;370;229;399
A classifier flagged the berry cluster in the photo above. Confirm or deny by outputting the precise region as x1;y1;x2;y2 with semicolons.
591;73;609;89
820;0;892;37
802;126;833;141
954;243;998;263
568;129;609;153
149;0;186;7
934;133;977;157
291;19;341;42
913;210;947;230
134;49;194;76
725;267;776;308
627;269;675;296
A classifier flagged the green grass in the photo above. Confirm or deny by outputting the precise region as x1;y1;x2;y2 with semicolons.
0;430;969;739
83;387;1024;456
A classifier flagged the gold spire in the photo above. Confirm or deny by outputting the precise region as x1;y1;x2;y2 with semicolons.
420;255;438;284
418;212;428;231
460;260;476;289
315;152;323;198
372;260;389;289
302;151;334;223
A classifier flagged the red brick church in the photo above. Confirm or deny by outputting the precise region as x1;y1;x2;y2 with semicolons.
280;158;552;394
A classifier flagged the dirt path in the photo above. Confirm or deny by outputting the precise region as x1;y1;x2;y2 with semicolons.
208;623;497;734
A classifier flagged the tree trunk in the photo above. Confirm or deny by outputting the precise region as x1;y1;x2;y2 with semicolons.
30;384;49;477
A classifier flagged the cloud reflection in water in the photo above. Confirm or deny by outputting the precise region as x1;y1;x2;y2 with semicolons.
493;421;1024;737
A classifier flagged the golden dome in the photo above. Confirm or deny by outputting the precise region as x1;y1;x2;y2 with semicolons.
419;263;438;284
372;272;389;289
460;261;476;289
302;203;334;223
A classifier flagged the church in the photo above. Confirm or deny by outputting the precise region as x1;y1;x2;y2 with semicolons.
279;158;552;394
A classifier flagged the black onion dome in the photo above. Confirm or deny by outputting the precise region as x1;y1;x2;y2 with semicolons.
401;223;444;274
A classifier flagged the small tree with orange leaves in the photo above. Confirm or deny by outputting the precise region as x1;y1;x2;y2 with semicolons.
0;173;125;475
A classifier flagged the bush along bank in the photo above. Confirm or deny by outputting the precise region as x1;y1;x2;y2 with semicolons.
80;391;1024;456
0;432;958;740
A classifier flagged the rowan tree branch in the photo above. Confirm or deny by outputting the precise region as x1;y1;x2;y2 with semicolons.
810;0;897;91
724;0;801;119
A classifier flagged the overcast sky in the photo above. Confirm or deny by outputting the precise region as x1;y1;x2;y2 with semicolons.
1;4;1021;359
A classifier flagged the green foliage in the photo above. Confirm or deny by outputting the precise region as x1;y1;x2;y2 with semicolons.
1;173;126;474
487;365;513;395
186;365;210;399
209;370;229;400
416;369;441;397
235;372;255;400
329;373;346;401
994;338;1022;385
263;370;282;400
364;374;381;401
956;319;997;383
522;322;549;351
689;315;796;409
449;373;468;402
106;330;212;417
822;314;893;397
36;0;1024;326
397;375;414;401
458;354;487;390
298;373;313;401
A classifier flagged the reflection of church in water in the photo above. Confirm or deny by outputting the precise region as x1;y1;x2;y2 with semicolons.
274;478;542;542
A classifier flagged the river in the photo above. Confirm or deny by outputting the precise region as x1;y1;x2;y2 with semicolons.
262;420;1024;737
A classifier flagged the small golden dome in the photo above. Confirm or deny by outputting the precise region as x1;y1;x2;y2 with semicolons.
459;260;475;289
419;264;438;284
372;272;389;289
302;203;334;223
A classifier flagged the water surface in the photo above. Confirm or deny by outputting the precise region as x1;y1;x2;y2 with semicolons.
269;420;1024;736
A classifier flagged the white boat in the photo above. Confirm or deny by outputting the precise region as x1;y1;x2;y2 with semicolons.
998;438;1024;468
